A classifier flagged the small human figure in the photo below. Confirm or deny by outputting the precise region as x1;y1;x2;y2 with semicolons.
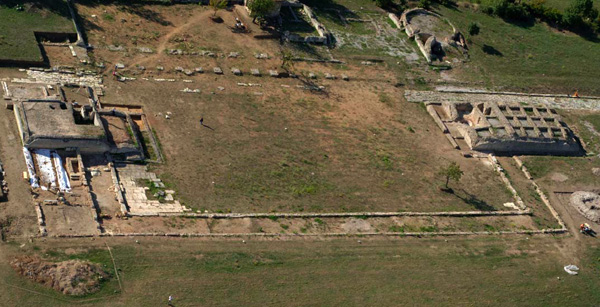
200;117;204;126
168;295;174;306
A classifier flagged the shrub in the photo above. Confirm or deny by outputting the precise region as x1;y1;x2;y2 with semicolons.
468;22;480;36
482;5;495;15
492;0;531;21
569;0;598;20
563;6;585;29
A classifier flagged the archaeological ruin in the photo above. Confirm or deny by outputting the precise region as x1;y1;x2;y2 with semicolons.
570;191;600;223
14;100;109;154
399;8;467;63
407;90;582;155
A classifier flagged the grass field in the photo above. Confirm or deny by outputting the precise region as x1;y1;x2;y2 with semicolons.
110;79;515;214
0;1;74;62
559;109;600;155
0;236;598;306
436;4;600;94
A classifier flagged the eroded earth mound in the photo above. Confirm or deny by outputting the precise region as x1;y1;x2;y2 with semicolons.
11;256;108;296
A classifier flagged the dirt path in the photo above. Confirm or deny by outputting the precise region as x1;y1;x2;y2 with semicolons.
129;11;209;68
549;191;599;263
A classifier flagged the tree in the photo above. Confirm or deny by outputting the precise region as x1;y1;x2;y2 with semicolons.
419;0;432;9
468;22;480;36
570;0;598;19
438;162;463;190
247;0;276;23
563;0;598;29
208;0;227;18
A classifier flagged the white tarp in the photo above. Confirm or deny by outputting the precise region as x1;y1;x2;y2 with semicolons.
51;151;71;192
22;147;39;188
564;265;579;275
23;148;72;192
34;149;56;191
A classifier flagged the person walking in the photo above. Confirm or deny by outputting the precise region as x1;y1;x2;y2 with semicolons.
168;295;174;306
200;117;204;126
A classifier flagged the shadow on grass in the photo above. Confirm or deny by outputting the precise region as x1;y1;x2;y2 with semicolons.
299;0;358;26
1;0;71;18
454;189;496;211
482;44;503;56
287;42;329;61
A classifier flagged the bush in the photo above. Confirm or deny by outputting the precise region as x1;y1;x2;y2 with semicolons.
542;7;564;24
569;0;598;20
468;22;480;36
491;0;531;21
482;6;495;15
563;6;585;29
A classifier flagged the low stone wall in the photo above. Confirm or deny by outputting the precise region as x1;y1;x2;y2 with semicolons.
107;155;128;215
35;203;47;236
66;0;86;47
388;13;402;29
47;227;567;239
133;210;532;218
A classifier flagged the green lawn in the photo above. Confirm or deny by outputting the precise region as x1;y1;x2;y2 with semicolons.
2;237;600;306
436;4;600;94
0;2;74;62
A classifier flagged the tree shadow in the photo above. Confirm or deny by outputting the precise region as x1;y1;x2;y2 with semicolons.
300;0;359;27
286;42;328;60
500;17;535;29
454;189;496;211
117;3;173;26
76;0;173;26
482;44;503;56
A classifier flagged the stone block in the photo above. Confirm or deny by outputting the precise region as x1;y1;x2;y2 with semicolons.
138;47;153;53
250;69;261;76
269;70;279;77
231;68;242;75
213;67;223;74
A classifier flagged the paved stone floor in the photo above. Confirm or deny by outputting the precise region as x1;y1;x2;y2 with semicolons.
114;163;186;215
